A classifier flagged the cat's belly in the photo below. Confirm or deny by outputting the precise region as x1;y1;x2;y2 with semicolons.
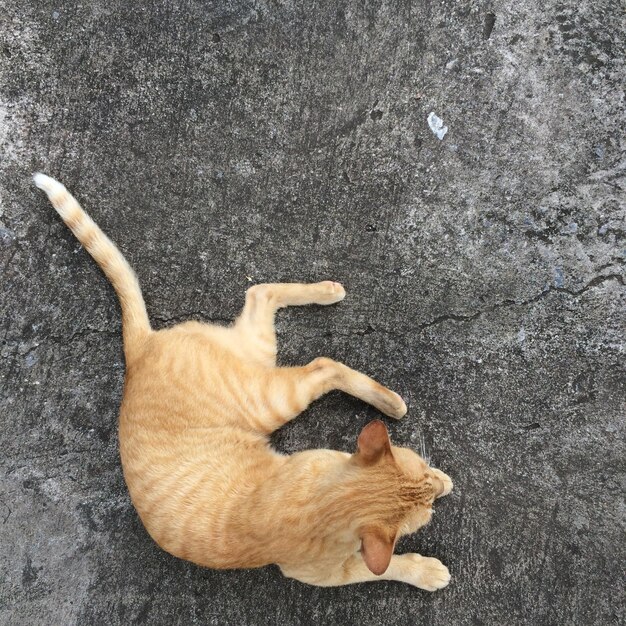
118;415;283;567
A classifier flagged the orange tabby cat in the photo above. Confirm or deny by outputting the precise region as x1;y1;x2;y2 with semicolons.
34;173;453;590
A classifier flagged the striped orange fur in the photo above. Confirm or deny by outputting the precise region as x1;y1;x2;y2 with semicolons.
34;174;453;590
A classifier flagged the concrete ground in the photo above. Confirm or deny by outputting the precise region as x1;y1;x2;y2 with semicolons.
1;1;624;624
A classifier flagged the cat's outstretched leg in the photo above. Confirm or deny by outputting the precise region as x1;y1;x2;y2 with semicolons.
281;553;450;590
250;357;406;433
234;282;345;367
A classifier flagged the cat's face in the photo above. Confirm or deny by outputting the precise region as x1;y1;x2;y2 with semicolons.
355;421;445;538
355;421;447;574
392;446;442;535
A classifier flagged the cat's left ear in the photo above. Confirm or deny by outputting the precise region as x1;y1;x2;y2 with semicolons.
360;526;395;575
356;420;392;464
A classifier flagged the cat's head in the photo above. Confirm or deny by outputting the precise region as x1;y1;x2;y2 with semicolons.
351;419;448;575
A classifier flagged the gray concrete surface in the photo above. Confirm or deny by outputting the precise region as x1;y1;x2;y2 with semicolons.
1;1;625;624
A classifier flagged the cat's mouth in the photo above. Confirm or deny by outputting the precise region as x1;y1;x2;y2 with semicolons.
403;505;434;535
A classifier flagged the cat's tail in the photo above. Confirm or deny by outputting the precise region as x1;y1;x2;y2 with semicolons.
33;173;151;362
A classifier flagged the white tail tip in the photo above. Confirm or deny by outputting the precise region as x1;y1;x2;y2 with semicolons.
33;172;65;196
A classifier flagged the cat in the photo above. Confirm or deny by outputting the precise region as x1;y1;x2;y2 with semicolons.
34;173;453;590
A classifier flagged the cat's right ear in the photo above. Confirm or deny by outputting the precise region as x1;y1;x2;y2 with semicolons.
360;526;395;575
356;419;392;464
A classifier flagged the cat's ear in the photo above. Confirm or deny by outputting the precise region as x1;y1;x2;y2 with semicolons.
360;526;395;575
357;420;391;464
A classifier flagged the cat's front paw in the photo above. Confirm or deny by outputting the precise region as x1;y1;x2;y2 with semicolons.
402;555;451;591
431;468;453;497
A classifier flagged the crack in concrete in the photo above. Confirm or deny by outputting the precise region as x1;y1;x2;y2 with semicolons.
13;273;623;351
0;498;11;524
152;312;232;327
416;272;624;332
322;272;624;338
47;327;119;344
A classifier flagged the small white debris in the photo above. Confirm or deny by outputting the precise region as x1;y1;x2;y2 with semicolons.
427;112;448;140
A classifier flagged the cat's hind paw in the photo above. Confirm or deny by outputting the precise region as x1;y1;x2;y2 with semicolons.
315;281;346;305
379;389;407;419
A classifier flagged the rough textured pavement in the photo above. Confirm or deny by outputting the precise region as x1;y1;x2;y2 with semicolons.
1;1;625;624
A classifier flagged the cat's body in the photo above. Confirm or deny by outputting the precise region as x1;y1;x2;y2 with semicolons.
34;173;453;590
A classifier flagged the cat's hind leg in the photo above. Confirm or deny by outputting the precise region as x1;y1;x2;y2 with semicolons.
286;357;406;419
234;282;345;367
250;357;406;433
